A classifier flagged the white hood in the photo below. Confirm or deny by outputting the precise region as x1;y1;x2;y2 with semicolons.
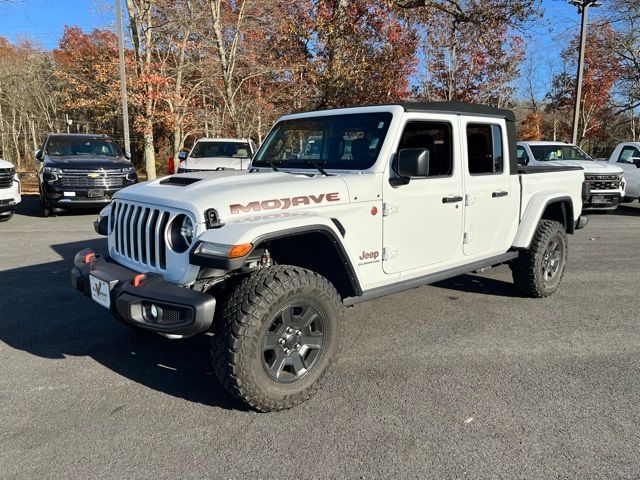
543;159;623;174
0;158;15;169
116;170;350;223
181;156;249;171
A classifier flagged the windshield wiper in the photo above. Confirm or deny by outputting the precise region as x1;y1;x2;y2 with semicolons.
303;159;329;176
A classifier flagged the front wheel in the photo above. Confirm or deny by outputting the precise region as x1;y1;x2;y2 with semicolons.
0;210;14;222
211;265;343;412
510;219;568;298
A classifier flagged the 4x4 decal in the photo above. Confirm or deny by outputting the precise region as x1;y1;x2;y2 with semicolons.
230;192;340;214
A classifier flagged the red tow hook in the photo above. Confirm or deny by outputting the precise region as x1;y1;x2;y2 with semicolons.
83;252;96;264
133;274;146;287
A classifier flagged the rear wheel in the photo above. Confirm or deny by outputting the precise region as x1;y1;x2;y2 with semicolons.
511;219;568;298
211;265;343;411
0;210;14;222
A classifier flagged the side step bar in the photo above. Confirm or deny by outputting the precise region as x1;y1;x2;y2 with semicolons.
343;251;518;306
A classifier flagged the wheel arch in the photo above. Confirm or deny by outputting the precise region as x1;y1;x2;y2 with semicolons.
512;195;574;249
251;226;362;300
192;220;363;300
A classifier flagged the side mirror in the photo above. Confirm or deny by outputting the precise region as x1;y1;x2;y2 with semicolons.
35;149;43;161
631;157;640;168
123;151;131;160
397;148;430;179
178;151;188;161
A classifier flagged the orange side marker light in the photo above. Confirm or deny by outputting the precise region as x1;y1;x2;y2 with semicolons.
228;243;252;258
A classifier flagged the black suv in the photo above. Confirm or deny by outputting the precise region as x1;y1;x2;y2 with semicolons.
37;134;137;217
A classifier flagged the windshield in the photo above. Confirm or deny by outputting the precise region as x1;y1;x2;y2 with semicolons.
529;145;592;162
190;141;251;158
252;112;393;170
45;137;121;157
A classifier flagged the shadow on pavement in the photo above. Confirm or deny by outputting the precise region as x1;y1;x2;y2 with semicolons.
16;195;102;218
433;272;519;298
611;204;640;217
0;237;248;411
0;232;523;409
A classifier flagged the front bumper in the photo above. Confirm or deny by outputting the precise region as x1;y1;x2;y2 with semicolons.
42;180;136;209
583;192;621;210
71;248;216;337
0;198;18;214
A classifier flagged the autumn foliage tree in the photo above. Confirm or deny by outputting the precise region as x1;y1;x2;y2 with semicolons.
287;0;418;109
53;27;121;131
418;12;525;106
546;22;620;147
520;111;542;141
2;0;638;173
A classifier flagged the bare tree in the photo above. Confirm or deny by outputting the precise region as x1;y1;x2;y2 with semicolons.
125;0;159;179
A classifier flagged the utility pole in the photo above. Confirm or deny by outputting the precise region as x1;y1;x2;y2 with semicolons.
116;0;131;156
570;0;601;146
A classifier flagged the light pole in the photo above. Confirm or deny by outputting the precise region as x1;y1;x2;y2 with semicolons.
116;0;131;156
570;0;601;146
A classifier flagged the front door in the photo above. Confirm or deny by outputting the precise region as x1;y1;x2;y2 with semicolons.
382;116;464;274
461;118;519;256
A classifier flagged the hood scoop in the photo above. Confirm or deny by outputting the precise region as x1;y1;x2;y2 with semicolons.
159;176;202;186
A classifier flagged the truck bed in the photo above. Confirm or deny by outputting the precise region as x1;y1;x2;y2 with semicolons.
518;165;583;174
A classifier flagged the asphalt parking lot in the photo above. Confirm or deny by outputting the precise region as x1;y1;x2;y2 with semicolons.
1;196;640;479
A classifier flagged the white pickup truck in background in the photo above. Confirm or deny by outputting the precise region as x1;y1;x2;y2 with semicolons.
517;141;625;211
0;158;20;222
177;137;256;172
606;142;640;202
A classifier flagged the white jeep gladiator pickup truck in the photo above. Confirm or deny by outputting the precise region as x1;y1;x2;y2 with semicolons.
517;141;625;211
0;158;21;222
72;102;588;411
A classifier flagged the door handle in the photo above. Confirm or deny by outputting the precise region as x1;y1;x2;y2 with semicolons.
492;191;509;198
442;195;463;204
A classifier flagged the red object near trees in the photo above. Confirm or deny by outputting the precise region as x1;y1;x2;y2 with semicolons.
168;156;175;174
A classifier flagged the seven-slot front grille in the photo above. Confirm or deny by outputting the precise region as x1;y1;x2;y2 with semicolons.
0;168;14;189
585;174;622;191
59;169;125;188
110;200;173;270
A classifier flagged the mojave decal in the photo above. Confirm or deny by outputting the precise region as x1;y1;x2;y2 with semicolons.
229;192;341;214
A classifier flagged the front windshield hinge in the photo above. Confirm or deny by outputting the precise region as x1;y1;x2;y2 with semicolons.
382;202;398;217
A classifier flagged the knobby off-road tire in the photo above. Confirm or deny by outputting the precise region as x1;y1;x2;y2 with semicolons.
511;219;568;298
211;265;344;412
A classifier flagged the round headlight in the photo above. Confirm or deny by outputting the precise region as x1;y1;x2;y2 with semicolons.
180;216;194;244
169;214;194;253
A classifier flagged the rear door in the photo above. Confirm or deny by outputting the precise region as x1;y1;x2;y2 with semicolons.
460;118;519;257
382;114;464;274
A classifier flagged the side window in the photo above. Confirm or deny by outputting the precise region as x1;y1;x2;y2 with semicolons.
618;146;640;164
516;145;528;165
467;124;503;174
396;122;452;177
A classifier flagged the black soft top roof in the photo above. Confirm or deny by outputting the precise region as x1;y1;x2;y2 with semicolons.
396;101;516;122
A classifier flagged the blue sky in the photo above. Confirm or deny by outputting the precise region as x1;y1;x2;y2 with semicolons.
0;0;592;101
0;0;113;49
